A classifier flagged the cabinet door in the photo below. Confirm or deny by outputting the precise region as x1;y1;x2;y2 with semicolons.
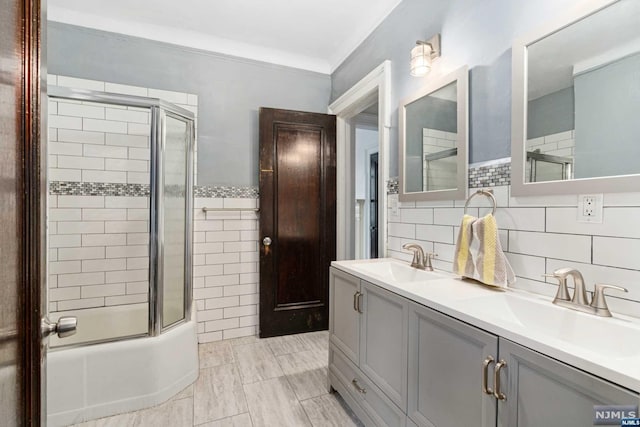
498;338;639;427
408;302;498;427
360;280;409;411
329;268;361;364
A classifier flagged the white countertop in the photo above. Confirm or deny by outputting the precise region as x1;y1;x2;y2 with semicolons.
332;258;640;393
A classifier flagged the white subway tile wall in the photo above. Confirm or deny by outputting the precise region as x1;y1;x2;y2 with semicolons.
387;182;640;318
48;74;199;182
48;76;213;341
48;194;152;313
193;198;260;343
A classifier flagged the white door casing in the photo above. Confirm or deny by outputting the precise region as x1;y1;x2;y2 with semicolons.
329;60;391;260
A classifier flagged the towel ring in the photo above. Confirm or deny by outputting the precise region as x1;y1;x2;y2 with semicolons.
464;189;497;215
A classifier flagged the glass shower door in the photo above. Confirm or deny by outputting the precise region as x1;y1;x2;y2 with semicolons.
159;112;193;329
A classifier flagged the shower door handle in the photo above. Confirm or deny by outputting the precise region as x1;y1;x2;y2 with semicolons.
42;316;77;339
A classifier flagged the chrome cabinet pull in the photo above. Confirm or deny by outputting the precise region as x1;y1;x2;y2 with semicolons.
493;359;507;401
481;356;495;395
357;292;363;314
352;378;367;394
353;291;359;312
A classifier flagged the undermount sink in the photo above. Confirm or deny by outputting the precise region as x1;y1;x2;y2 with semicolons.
455;293;640;359
350;260;446;283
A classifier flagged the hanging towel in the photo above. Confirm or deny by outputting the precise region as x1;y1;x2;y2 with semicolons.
453;213;515;288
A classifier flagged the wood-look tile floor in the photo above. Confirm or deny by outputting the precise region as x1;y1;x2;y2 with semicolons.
72;331;363;427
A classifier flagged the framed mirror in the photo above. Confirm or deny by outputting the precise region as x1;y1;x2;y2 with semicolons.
399;66;468;201
511;0;640;196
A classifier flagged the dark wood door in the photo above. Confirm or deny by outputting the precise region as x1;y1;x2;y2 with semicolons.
369;152;379;258
0;0;44;424
259;108;336;338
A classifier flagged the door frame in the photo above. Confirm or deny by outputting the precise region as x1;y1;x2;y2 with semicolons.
23;0;45;423
329;60;391;260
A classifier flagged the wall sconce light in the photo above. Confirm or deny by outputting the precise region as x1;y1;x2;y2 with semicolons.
410;34;441;77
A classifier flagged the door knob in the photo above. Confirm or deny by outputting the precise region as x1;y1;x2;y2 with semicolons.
42;316;77;339
263;237;272;246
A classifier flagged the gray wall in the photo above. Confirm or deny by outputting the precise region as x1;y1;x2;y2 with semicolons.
527;87;574;139
331;0;581;175
47;22;331;187
574;53;640;179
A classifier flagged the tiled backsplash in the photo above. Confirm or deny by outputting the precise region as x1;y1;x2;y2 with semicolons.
387;162;640;318
387;159;513;194
467;159;511;188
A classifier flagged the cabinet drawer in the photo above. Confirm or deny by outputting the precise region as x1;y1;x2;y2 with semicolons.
330;346;406;427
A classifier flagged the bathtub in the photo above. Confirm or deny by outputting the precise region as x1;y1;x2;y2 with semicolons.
46;312;199;426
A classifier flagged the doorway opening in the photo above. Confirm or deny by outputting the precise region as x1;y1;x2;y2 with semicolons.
369;151;379;258
354;108;379;259
329;61;391;261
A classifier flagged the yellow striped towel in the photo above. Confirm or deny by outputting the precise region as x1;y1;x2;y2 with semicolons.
453;213;515;288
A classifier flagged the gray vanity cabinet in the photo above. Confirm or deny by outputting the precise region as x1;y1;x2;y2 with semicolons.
359;280;409;411
330;266;640;427
406;302;640;427
329;268;408;427
329;268;361;364
498;338;639;427
407;301;498;427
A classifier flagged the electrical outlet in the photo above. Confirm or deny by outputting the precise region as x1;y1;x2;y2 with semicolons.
583;195;596;217
577;194;603;223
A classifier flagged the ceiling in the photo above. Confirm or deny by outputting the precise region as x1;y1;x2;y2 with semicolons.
48;0;403;74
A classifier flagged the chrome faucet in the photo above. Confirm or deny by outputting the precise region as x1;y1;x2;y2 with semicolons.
544;268;628;317
402;243;437;271
547;268;588;305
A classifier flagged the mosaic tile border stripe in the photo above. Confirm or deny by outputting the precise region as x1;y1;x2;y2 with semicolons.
49;181;259;199
51;163;508;198
468;162;511;188
49;181;150;197
386;161;512;194
194;185;258;199
387;178;399;195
